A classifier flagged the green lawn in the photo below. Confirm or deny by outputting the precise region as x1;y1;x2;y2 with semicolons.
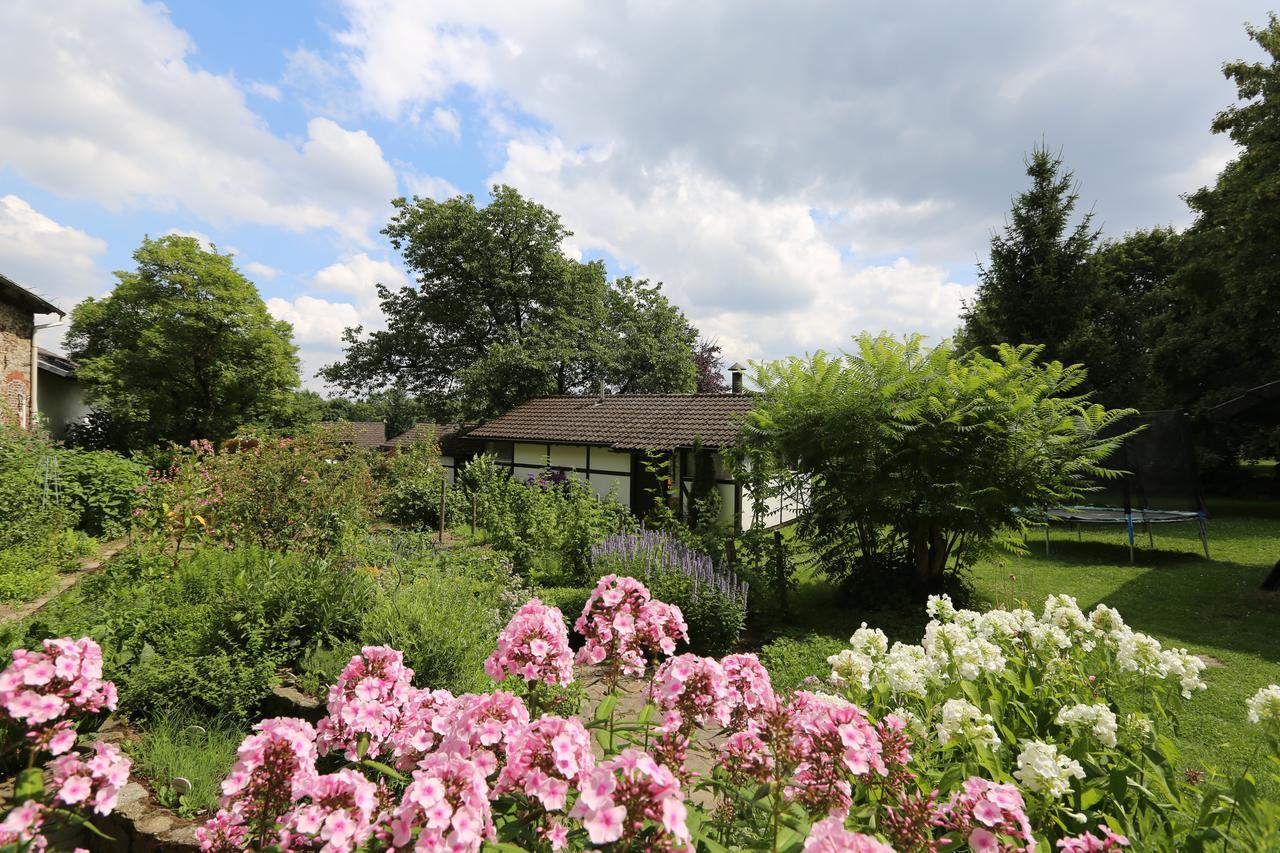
759;507;1280;779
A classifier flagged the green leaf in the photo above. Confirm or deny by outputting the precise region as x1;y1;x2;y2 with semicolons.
359;758;407;783
14;767;44;800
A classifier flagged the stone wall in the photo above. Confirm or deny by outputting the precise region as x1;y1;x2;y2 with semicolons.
0;299;34;426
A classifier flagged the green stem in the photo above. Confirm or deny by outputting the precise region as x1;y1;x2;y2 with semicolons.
1223;741;1262;848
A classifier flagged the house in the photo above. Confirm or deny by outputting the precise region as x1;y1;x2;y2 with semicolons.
318;421;388;449
466;374;801;530
382;423;478;481
0;272;64;430
37;349;91;439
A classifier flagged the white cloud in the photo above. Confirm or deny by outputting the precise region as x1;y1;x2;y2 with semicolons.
245;80;282;101
266;253;410;388
402;171;461;201
0;195;109;348
327;0;1262;362
430;106;462;139
243;261;281;280
0;0;396;244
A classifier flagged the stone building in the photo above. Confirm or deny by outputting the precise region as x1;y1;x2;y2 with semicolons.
1;272;65;429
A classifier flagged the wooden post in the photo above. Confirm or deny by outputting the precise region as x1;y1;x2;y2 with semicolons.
773;530;788;615
438;479;447;544
470;493;477;539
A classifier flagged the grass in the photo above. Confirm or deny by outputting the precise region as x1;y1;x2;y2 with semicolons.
758;506;1280;779
124;712;245;817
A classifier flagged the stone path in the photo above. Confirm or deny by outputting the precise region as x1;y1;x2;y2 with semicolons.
0;537;128;626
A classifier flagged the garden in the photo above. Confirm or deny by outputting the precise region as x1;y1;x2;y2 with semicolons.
2;338;1280;852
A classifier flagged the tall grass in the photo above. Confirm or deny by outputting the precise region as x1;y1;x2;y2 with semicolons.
127;713;244;817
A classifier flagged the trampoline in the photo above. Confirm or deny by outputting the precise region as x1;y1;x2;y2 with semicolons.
1044;410;1210;563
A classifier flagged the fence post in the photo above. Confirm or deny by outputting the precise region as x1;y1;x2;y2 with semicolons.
439;479;447;544
471;493;477;539
773;530;789;615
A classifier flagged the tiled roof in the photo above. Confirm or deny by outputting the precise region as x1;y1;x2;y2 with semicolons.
384;423;473;455
319;421;387;448
467;394;756;450
0;273;63;316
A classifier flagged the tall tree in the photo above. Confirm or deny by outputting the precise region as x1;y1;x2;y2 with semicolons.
323;186;699;418
959;145;1101;365
1148;16;1280;460
66;235;299;450
693;338;730;393
605;277;697;393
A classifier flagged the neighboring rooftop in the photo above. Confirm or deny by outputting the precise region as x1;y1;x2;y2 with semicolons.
318;421;387;448
467;394;757;450
384;422;473;455
0;272;64;316
37;348;78;377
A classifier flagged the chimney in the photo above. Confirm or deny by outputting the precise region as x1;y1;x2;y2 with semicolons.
598;379;607;403
728;363;746;394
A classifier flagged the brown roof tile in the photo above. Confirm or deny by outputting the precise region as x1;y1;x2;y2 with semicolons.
467;394;755;450
319;421;386;448
384;423;474;455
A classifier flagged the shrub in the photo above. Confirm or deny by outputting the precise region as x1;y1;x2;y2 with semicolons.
6;545;376;722
378;436;448;530
591;529;748;655
461;455;630;577
759;632;847;693
127;713;244;817
135;426;380;560
359;569;500;695
740;334;1135;595
53;446;145;537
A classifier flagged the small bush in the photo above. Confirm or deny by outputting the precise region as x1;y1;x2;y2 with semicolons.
54;447;145;537
127;712;244;816
360;567;502;695
379;437;448;530
758;632;847;693
591;530;748;655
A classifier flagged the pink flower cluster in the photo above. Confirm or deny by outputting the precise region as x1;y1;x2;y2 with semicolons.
0;637;118;754
495;715;596;812
390;753;494;851
0;637;129;853
277;768;380;851
804;817;896;852
48;740;132;815
574;575;688;678
650;654;732;734
485;599;575;687
1057;825;1130;851
722;653;778;729
568;748;690;848
435;691;530;777
933;777;1036;852
784;692;888;817
316;646;418;762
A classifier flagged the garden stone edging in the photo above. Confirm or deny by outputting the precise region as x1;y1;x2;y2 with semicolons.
86;781;201;852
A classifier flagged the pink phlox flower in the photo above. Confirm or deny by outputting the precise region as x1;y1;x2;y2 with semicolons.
48;741;132;815
390;754;493;852
649;654;731;735
574;575;653;678
0;800;48;851
718;727;775;784
803;816;896;852
781;692;886;817
932;777;1034;851
217;716;318;840
0;638;117;740
636;600;689;658
316;646;418;762
495;715;596;813
485;599;575;688
435;691;529;778
721;653;777;729
1056;824;1130;851
276;768;379;851
567;748;689;849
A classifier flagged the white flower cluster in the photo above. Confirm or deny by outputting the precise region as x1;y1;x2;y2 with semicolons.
1055;703;1118;748
1246;684;1280;725
826;592;1208;701
1014;739;1085;799
937;698;1001;750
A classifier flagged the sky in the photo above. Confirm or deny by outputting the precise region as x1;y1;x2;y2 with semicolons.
0;0;1268;391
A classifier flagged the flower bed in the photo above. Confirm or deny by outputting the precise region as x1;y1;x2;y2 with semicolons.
5;581;1280;850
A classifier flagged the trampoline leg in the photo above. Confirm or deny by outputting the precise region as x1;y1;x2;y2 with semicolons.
1126;514;1135;564
1198;517;1210;560
1044;525;1050;555
1076;522;1081;542
1146;521;1154;550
